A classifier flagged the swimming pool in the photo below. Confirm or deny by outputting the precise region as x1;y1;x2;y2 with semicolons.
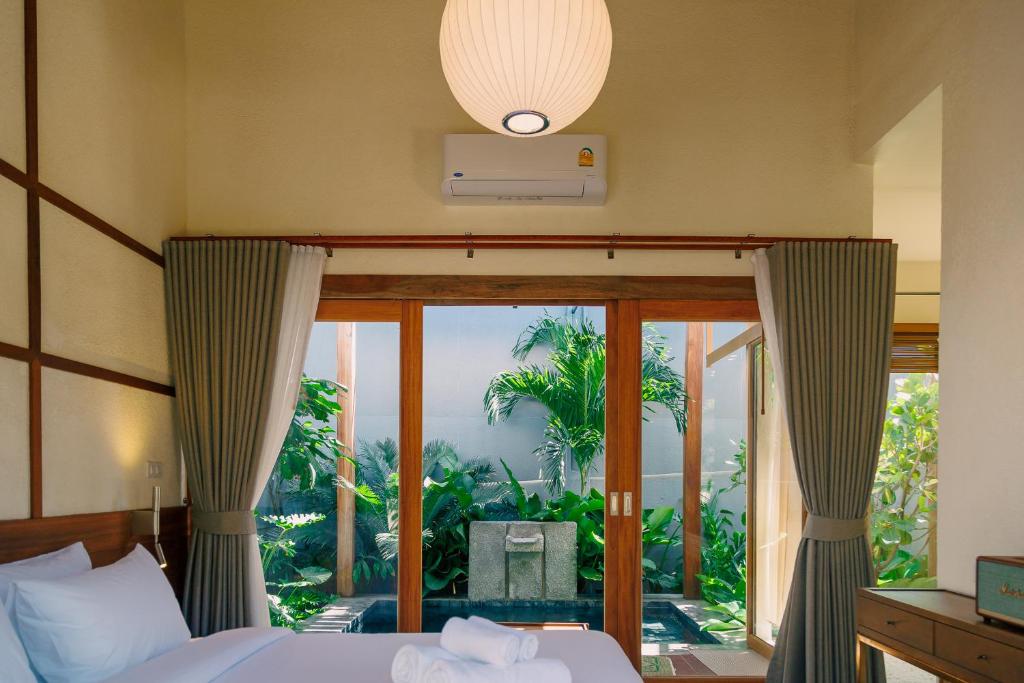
345;598;718;645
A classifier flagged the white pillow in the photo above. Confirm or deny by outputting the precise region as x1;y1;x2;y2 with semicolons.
0;541;92;611
0;607;35;683
12;544;190;683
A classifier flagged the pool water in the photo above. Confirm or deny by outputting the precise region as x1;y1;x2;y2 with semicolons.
348;598;718;645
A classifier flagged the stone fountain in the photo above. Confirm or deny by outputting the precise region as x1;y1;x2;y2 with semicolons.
468;521;577;600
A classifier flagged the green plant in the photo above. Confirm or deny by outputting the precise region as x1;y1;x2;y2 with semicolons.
641;506;683;592
264;376;349;515
501;458;607;590
696;441;747;631
353;438;510;596
258;375;363;628
871;374;938;588
484;312;687;495
259;513;337;627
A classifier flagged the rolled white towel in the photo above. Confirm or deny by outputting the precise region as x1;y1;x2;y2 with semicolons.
423;659;506;683
467;616;540;661
424;658;572;683
439;616;520;666
506;659;572;683
391;644;460;683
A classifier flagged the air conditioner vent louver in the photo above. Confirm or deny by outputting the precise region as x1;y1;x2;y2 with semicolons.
442;134;606;206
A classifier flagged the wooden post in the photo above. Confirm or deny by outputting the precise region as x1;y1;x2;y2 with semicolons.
683;323;705;598
336;323;357;596
605;300;643;670
397;301;423;632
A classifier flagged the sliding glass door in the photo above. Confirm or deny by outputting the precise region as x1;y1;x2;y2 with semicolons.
254;301;413;633
622;303;766;678
260;292;793;679
419;305;606;631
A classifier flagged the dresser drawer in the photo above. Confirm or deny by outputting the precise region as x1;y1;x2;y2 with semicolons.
858;596;933;652
935;623;1024;682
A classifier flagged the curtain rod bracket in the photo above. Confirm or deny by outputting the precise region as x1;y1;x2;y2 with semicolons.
465;232;474;259
312;232;333;257
608;232;619;259
736;233;756;259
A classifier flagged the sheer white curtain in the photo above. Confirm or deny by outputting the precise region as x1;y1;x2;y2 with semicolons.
245;245;326;626
751;249;802;644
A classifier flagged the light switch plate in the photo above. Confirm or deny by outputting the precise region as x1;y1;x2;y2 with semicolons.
147;461;162;479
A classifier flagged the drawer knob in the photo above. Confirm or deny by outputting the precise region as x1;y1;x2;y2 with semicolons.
885;620;897;626
977;654;989;661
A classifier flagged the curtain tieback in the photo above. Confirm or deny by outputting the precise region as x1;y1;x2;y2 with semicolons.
192;510;256;535
802;514;867;542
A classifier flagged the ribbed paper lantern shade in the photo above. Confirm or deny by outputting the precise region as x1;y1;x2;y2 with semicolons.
439;0;612;137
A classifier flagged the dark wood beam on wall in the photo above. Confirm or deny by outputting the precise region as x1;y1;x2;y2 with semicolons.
25;0;42;518
36;184;164;266
38;354;174;397
320;275;758;302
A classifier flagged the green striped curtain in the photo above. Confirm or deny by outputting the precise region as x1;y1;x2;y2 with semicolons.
758;241;896;683
164;240;291;636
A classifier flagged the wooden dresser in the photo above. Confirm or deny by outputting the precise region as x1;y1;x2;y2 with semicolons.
857;588;1024;682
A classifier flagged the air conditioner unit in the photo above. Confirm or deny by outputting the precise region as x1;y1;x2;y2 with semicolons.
442;134;606;206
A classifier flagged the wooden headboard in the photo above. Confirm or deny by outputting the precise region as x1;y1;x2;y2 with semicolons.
0;507;190;598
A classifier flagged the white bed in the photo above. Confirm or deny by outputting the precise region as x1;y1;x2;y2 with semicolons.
2;544;641;682
106;627;642;682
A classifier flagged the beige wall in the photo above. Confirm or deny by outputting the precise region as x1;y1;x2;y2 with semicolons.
0;0;186;520
0;0;25;170
184;0;872;278
855;0;1024;593
38;0;187;252
0;358;30;519
0;177;28;347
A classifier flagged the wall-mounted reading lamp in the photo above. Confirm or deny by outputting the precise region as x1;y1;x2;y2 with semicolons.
132;486;167;568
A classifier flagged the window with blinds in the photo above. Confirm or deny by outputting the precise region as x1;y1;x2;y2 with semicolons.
891;324;939;373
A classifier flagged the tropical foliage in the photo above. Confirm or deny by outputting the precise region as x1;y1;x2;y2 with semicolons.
258;376;352;628
871;374;938;588
353;438;512;596
696;441;748;631
261;317;760;632
260;513;336;627
484;312;687;494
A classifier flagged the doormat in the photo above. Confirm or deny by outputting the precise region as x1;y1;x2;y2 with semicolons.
641;656;675;676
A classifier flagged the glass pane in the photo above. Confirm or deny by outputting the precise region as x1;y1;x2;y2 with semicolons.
641;321;764;677
257;321;400;632
751;342;801;646
871;372;938;588
421;306;605;631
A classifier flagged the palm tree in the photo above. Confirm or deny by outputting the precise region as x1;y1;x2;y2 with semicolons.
484;311;687;495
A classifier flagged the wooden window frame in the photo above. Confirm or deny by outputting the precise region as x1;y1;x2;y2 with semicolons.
316;277;763;678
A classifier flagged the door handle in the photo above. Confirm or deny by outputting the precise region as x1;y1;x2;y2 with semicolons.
623;491;633;517
609;492;619;516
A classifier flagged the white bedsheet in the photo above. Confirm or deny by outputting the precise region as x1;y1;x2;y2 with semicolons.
107;628;641;682
103;627;293;683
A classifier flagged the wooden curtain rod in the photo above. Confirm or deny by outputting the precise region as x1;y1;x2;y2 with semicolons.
170;234;890;256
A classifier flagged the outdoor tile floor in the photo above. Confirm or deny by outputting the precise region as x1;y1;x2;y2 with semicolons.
641;595;769;677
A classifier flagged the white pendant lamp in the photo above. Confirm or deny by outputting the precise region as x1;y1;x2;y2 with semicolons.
439;0;613;137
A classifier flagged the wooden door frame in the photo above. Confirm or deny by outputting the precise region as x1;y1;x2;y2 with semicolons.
315;299;423;632
623;300;763;678
315;277;763;671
